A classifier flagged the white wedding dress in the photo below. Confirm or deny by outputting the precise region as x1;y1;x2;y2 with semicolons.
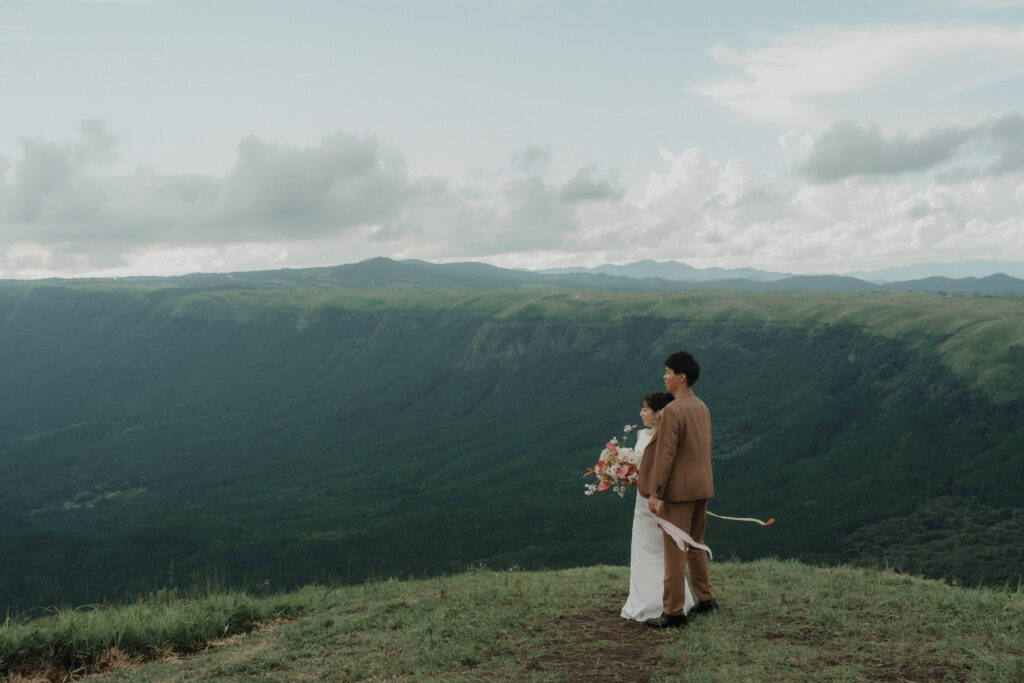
621;428;695;620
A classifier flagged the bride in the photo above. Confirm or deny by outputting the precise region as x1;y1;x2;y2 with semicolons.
621;391;695;621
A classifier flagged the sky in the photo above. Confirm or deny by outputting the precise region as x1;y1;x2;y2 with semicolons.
2;0;1024;278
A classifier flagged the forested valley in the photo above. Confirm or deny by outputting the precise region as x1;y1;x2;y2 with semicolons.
1;280;1022;613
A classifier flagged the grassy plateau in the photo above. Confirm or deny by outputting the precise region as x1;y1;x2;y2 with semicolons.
161;286;1024;401
2;559;1021;682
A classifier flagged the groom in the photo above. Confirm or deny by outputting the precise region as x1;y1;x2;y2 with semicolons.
638;350;718;628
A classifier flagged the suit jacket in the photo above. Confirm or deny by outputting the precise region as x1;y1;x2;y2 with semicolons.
637;391;714;502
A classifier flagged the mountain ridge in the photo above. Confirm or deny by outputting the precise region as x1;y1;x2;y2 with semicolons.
539;257;1024;283
18;257;1024;294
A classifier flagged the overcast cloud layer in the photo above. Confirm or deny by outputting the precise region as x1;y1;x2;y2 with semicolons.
2;2;1024;278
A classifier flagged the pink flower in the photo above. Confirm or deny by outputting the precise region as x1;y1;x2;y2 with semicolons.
606;442;617;455
597;481;611;491
615;465;630;479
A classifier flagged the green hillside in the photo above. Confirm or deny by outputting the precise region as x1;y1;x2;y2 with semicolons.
2;561;1021;681
1;283;1022;613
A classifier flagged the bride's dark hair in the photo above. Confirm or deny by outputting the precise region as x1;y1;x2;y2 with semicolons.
641;392;674;412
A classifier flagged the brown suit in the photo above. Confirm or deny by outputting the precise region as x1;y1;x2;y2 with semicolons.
638;390;715;612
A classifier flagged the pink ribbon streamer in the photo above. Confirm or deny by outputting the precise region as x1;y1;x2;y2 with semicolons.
655;516;713;559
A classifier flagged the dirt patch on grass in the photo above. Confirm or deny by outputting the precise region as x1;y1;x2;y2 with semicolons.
3;617;297;682
3;647;144;683
529;606;673;682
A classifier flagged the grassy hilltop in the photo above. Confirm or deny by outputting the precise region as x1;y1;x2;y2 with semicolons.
119;284;1024;402
1;283;1022;613
2;560;1021;681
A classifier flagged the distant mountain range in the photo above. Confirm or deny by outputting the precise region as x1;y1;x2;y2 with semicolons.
21;257;1024;294
541;258;1024;285
539;259;792;282
842;260;1024;282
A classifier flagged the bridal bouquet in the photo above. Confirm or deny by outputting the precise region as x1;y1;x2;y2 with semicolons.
583;424;641;498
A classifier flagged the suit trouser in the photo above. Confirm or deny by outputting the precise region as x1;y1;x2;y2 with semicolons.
661;499;714;614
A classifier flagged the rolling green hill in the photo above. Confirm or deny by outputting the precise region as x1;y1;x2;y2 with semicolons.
2;560;1021;681
1;281;1022;613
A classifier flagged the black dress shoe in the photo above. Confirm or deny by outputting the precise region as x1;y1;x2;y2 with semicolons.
692;598;719;614
644;612;688;628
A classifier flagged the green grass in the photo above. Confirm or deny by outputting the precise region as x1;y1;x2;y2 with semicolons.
163;287;1024;402
4;559;1021;681
9;283;1024;402
0;586;318;679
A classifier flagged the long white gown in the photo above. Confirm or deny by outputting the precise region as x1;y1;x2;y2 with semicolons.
620;428;695;620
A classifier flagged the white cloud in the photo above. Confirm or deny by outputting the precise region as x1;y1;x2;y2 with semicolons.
1;120;118;228
797;114;1024;182
692;26;1024;126
557;167;623;204
579;144;1024;273
797;122;973;181
212;133;414;240
3;121;1024;278
5;242;52;268
0;125;609;275
456;174;577;254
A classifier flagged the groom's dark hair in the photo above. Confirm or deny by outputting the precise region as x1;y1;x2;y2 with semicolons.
665;351;700;386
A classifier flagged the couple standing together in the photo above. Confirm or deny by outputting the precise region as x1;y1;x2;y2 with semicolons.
621;351;718;628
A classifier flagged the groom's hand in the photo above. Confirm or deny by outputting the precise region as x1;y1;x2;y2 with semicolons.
647;497;664;518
